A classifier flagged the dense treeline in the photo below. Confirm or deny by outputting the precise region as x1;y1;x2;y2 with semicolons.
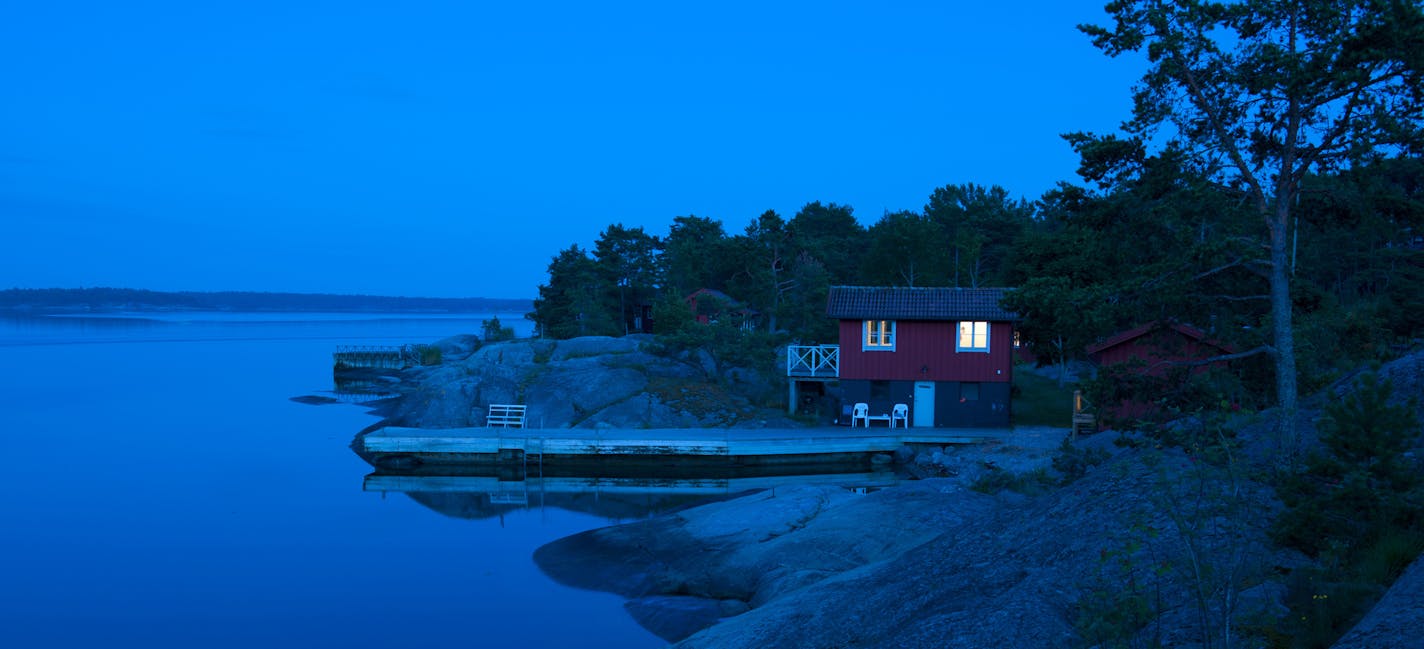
529;185;1036;344
530;153;1423;402
1008;151;1424;410
0;287;532;314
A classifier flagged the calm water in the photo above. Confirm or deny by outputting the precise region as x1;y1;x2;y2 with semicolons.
0;312;664;648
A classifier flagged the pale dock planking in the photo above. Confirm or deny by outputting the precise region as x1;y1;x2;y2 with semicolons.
361;426;1005;466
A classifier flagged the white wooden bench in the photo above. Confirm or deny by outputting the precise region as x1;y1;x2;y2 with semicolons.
486;404;527;428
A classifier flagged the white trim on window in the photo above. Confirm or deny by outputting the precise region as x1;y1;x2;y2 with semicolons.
957;321;990;353
863;319;896;351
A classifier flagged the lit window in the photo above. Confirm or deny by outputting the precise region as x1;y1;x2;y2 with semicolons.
1013;330;1021;348
863;320;895;350
958;321;989;352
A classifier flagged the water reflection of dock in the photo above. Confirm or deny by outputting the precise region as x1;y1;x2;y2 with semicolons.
362;469;901;520
364;471;898;497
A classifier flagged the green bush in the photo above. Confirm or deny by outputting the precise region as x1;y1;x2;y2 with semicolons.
970;466;1056;496
481;316;516;342
411;344;442;366
1075;587;1155;649
1274;372;1422;557
1273;372;1423;648
1052;438;1109;483
649;293;786;380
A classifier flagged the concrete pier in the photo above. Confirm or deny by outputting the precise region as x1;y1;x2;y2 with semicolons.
361;425;1015;467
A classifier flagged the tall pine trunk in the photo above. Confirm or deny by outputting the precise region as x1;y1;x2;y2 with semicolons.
1268;197;1299;460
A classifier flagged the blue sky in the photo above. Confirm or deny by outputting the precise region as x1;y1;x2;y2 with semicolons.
2;1;1144;299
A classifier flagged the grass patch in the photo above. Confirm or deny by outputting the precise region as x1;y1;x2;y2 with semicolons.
1013;364;1076;427
970;466;1057;496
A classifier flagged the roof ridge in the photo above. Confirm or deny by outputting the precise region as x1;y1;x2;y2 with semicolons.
825;286;1017;321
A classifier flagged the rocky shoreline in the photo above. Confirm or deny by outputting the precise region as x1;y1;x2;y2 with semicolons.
357;334;801;431
347;335;1424;648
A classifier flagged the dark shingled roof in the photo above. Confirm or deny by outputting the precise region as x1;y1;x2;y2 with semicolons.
825;286;1018;321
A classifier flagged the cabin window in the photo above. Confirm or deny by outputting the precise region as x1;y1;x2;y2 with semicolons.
957;321;990;352
960;382;980;402
863;320;895;351
870;380;890;400
1013;330;1021;349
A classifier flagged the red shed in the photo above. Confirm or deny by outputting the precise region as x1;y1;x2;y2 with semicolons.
686;288;759;328
1086;322;1238;422
827;286;1017;427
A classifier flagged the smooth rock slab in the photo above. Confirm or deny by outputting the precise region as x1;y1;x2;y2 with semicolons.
624;595;724;643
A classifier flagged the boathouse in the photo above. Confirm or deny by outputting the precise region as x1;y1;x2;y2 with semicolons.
826;286;1017;427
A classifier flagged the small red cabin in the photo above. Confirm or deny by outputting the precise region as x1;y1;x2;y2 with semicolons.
686;288;759;329
1086;322;1237;421
827;286;1017;427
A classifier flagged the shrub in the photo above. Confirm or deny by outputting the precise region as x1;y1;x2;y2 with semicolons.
970;466;1056;496
411;344;442;366
481;316;516;342
1274;372;1422;557
1052;438;1109;484
1273;372;1424;648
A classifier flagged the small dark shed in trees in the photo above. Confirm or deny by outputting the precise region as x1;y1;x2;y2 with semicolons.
1086;322;1239;422
685;288;759;329
827;286;1018;427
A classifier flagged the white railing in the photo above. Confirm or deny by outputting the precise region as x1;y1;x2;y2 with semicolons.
787;344;839;378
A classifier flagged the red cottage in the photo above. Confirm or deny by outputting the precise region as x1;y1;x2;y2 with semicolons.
827;286;1017;427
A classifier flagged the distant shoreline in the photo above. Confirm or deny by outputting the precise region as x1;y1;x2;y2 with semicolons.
0;287;533;315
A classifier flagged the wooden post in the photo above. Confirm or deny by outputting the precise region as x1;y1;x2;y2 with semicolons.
1071;390;1095;440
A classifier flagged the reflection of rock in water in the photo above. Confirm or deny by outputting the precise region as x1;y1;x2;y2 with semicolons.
333;369;400;403
368;467;900;523
290;373;398;407
402;491;521;520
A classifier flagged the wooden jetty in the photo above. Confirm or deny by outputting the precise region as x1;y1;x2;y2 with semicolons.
361;426;1003;468
333;345;411;370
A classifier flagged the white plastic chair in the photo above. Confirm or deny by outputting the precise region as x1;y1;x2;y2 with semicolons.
891;403;909;428
851;402;869;427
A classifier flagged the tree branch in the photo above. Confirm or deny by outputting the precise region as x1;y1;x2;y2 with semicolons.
1195;294;1271;302
1148;345;1275;372
1175;54;1269;211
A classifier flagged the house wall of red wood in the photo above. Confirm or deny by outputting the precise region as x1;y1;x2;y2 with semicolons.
837;320;1013;383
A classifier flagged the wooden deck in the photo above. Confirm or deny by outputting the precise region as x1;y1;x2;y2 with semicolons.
362;426;1005;467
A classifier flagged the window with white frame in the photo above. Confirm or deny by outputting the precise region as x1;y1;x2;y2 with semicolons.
863;319;895;350
957;321;989;352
